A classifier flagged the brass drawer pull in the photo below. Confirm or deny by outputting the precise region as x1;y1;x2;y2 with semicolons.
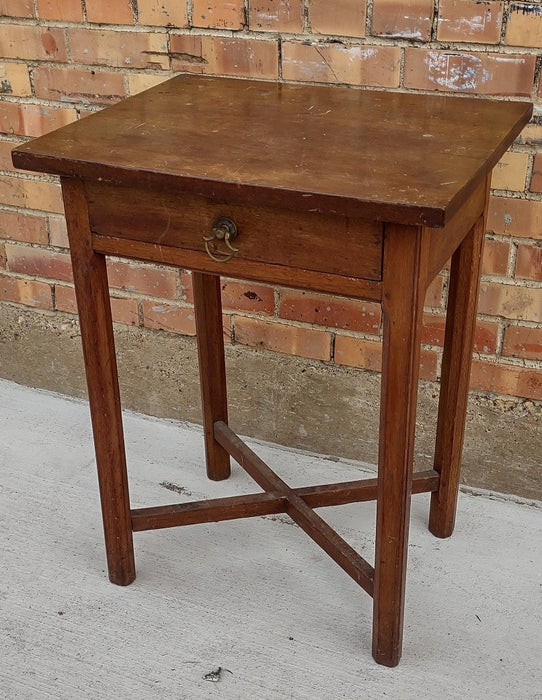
203;217;239;262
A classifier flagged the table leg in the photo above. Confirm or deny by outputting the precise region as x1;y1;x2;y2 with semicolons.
192;272;231;481
61;178;135;586
372;224;428;667
429;212;486;538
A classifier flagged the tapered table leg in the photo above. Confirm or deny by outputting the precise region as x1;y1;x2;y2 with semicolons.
192;272;231;481
372;223;429;667
61;178;135;586
429;208;486;538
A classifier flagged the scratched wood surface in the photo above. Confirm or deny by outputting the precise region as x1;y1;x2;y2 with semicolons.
12;75;531;226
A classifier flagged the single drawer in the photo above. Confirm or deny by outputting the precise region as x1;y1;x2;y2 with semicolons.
86;182;383;282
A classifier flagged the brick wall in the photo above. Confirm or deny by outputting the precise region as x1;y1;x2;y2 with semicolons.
0;0;541;401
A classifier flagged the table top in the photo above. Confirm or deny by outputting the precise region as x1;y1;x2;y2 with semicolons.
13;75;532;227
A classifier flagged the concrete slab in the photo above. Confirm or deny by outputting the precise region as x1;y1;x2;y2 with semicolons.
1;379;541;699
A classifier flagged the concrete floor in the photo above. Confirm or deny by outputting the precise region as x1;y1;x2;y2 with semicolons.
1;378;541;700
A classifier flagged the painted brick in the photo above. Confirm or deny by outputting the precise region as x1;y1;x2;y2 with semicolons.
49;216;68;248
282;42;401;88
478;282;542;322
503;325;542;360
0;272;52;309
170;35;279;79
106;260;178;298
142;300;196;335
33;67;126;105
0;25;68;63
5;243;73;282
372;0;434;41
56;284;140;325
128;73;170;96
0;0;34;17
437;0;503;44
137;0;189;27
0;102;77;138
505;3;542;48
530;153;542;193
487;197;542;239
515;243;542;281
491;151;529;191
86;0;134;25
470;358;542;400
482;238;510;276
334;334;438;380
0;210;48;244
279;290;381;333
68;29;169;70
249;0;304;32
403;49;536;96
309;0;367;38
234;316;331;361
421;312;499;353
0;62;31;97
192;0;244;30
0;175;63;213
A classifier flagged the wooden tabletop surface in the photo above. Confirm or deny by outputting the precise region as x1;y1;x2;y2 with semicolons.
13;75;532;226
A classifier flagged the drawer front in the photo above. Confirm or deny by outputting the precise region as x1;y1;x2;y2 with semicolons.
86;182;383;281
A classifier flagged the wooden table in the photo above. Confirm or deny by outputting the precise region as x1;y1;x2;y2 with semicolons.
13;76;531;666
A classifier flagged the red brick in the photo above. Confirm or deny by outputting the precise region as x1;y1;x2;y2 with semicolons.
310;0;367;38
0;175;64;213
142;300;196;335
0;243;5;269
249;0;304;32
487;196;542;239
192;0;244;29
5;243;73;282
106;260;178;298
404;49;536;96
170;35;279;79
503;325;542;360
68;29;169;70
56;284;139;325
33;67;126;105
0;139;21;173
482;238;510;276
437;0;503;44
491;151;529;191
505;3;542;48
470;358;542;400
515;243;542;281
48;216;69;248
279;290;381;333
37;0;82;21
0;272;52;309
530;153;542;193
180;276;274;315
234;316;331;361
0;102;77;138
478;281;542;322
282;42;401;88
0;210;48;244
86;0;134;24
0;0;34;18
0;25;68;62
421;312;499;354
372;0;434;40
137;0;188;27
0;62;32;96
334;334;438;380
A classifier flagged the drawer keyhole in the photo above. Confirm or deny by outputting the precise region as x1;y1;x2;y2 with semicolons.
203;217;239;262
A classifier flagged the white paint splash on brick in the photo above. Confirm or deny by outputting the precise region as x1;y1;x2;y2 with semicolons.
424;51;491;90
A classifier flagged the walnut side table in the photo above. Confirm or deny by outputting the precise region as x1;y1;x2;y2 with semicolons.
13;76;531;666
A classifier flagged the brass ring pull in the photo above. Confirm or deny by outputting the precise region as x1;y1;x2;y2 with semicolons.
203;217;239;263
